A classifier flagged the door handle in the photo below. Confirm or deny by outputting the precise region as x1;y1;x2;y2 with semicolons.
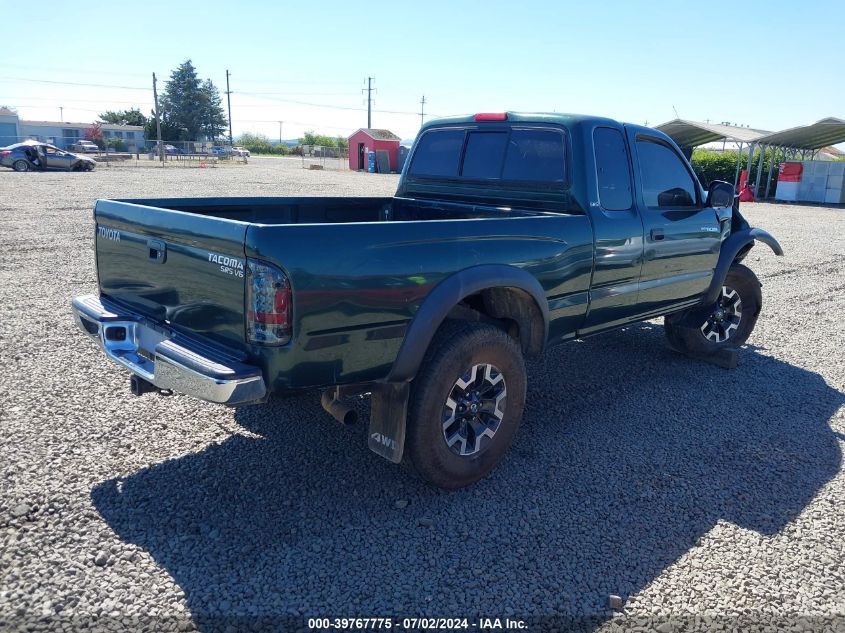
650;228;665;241
147;239;166;263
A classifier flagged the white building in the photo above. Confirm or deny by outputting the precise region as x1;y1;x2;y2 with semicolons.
0;108;145;151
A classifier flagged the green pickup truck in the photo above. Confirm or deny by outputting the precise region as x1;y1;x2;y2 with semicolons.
72;112;783;488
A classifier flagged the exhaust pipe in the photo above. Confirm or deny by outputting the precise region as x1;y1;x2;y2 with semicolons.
321;389;358;425
129;375;157;397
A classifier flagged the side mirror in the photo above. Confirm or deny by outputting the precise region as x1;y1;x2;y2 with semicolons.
706;180;735;208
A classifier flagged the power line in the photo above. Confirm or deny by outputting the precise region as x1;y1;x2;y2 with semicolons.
229;77;361;86
0;75;151;91
0;63;151;78
1;74;436;118
237;91;422;116
0;95;151;106
240;91;360;97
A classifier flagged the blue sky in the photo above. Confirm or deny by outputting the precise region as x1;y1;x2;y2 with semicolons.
1;0;842;140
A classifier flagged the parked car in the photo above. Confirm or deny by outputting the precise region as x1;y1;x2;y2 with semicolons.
70;140;100;153
231;146;250;157
151;144;184;156
72;112;783;488
209;146;230;156
0;141;96;172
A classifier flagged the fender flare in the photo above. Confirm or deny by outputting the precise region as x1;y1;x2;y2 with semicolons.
704;228;783;304
385;264;549;383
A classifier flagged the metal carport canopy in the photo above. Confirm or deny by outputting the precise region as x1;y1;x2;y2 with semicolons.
655;119;768;148
753;117;845;150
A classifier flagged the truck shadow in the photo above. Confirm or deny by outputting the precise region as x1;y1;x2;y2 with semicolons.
92;324;844;631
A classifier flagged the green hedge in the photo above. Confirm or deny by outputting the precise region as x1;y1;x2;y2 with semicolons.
237;132;290;155
690;149;785;198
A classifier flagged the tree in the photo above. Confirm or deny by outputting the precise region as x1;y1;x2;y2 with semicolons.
143;109;182;143
200;80;229;141
84;122;105;149
159;60;227;141
238;132;289;155
300;131;342;147
99;108;148;127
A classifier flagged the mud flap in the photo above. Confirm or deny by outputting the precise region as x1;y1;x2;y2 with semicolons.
669;322;739;369
368;382;410;463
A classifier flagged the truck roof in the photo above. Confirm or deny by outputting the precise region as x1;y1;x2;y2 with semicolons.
419;111;625;132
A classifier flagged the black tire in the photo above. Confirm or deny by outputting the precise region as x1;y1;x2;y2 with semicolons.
12;160;29;172
665;263;762;355
406;321;527;489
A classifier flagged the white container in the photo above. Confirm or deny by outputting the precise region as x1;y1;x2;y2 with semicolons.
824;188;842;204
828;162;845;177
776;181;799;201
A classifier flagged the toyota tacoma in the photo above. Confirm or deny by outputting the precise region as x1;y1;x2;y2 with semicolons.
72;112;782;488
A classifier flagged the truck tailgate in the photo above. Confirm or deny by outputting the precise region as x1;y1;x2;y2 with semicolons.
94;199;249;352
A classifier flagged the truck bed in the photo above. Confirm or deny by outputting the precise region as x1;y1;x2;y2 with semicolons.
112;196;565;224
94;195;594;389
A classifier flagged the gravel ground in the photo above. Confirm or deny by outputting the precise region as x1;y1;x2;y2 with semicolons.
1;158;843;632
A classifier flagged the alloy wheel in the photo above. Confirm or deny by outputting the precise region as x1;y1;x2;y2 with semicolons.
700;286;743;343
442;363;507;456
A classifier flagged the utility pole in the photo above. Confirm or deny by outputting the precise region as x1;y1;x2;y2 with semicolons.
363;77;374;128
152;72;164;163
419;95;426;127
59;106;63;122
225;70;233;146
278;121;283;144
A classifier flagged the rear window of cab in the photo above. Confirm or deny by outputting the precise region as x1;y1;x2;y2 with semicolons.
408;127;568;186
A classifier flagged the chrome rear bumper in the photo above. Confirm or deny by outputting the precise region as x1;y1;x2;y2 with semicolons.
71;294;266;406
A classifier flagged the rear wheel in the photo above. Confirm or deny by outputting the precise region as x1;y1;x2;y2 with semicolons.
406;322;526;489
12;160;29;172
665;263;762;355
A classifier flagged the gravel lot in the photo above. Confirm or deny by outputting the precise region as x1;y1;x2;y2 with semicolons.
1;158;843;632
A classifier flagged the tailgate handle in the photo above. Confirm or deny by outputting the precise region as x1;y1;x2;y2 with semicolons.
147;239;166;264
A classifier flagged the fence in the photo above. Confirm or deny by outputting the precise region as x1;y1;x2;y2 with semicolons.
300;145;349;170
0;135;251;167
141;141;249;163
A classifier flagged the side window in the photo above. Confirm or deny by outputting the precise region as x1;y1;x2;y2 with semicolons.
408;129;465;178
461;132;508;179
636;138;698;208
502;129;565;183
593;127;632;210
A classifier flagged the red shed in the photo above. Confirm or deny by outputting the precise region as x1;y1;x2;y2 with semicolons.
348;128;401;172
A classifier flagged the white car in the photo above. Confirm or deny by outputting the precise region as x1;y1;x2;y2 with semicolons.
71;140;100;153
231;146;251;157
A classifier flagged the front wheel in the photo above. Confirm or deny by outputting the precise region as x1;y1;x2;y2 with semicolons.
665;263;762;355
406;322;527;489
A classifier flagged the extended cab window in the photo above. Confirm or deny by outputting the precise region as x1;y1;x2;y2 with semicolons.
410;126;567;186
636;138;698;208
408;129;464;178
502;130;565;183
462;132;508;179
594;127;632;210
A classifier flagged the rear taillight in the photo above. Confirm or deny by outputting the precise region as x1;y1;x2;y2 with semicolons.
246;258;291;345
0;151;10;157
